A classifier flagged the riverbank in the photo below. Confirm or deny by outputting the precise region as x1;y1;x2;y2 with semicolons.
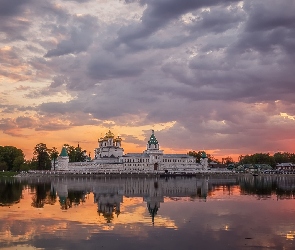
12;170;295;179
4;169;295;180
0;171;17;178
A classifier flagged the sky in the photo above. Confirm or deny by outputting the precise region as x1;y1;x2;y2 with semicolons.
1;0;295;160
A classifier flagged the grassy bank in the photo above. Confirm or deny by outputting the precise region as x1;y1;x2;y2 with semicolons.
0;171;17;178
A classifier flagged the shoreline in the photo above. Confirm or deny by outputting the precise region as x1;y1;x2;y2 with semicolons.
12;170;295;179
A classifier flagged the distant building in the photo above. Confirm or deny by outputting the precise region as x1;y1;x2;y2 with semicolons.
94;130;124;158
53;130;208;173
276;163;295;171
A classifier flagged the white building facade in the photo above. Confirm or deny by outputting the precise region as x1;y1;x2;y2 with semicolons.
53;130;207;173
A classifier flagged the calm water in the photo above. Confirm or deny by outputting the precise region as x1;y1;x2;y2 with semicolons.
1;175;295;250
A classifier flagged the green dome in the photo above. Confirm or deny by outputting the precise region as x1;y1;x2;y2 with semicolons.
201;151;207;158
60;146;68;157
148;130;158;145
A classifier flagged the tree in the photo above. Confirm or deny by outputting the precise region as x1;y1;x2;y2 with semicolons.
274;152;291;164
19;160;35;172
188;150;219;163
0;146;25;171
49;147;59;170
12;155;25;171
238;153;276;168
206;153;219;163
188;151;202;163
222;156;234;165
0;162;8;171
64;144;86;162
33;143;51;170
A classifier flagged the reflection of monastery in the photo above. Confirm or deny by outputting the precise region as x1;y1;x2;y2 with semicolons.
51;177;237;223
55;130;208;173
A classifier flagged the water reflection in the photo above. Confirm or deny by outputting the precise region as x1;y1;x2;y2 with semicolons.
0;180;22;206
0;175;295;250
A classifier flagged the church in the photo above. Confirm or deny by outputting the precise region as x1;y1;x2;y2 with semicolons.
54;130;208;173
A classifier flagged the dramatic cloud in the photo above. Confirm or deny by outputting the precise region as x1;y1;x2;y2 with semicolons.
1;0;295;159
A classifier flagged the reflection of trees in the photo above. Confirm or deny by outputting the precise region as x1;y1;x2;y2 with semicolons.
276;188;295;200
96;193;121;223
59;190;86;210
238;176;295;198
59;197;71;210
97;203;120;223
68;190;86;207
239;176;277;197
47;187;57;205
0;181;23;206
98;205;114;223
31;183;51;208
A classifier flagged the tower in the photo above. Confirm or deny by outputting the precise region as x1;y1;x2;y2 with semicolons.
57;146;69;170
144;130;163;170
147;130;159;150
200;151;208;171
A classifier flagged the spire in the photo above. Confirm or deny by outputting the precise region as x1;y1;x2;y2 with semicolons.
148;130;158;145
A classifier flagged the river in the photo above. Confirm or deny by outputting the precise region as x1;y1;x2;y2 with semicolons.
0;175;295;249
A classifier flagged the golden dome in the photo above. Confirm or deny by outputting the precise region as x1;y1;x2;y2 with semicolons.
114;136;122;142
105;130;115;138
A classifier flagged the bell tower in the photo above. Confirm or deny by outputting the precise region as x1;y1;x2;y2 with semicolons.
144;130;163;169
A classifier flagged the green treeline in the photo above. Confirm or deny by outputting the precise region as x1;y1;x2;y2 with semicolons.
188;151;295;168
0;143;87;172
238;152;295;168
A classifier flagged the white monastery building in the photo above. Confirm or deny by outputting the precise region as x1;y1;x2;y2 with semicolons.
54;130;208;173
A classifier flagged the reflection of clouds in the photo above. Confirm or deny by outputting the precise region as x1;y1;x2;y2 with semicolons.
286;232;295;240
276;226;295;241
0;190;177;247
203;218;233;232
120;203;177;229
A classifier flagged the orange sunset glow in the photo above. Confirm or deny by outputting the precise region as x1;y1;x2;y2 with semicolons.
1;0;295;162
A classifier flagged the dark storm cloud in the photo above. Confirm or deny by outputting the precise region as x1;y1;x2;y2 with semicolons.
0;0;31;16
245;1;295;32
38;101;82;115
45;15;99;57
0;1;70;42
0;17;31;41
15;116;36;128
118;0;241;43
233;1;295;55
0;104;35;114
188;5;245;34
87;51;144;80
